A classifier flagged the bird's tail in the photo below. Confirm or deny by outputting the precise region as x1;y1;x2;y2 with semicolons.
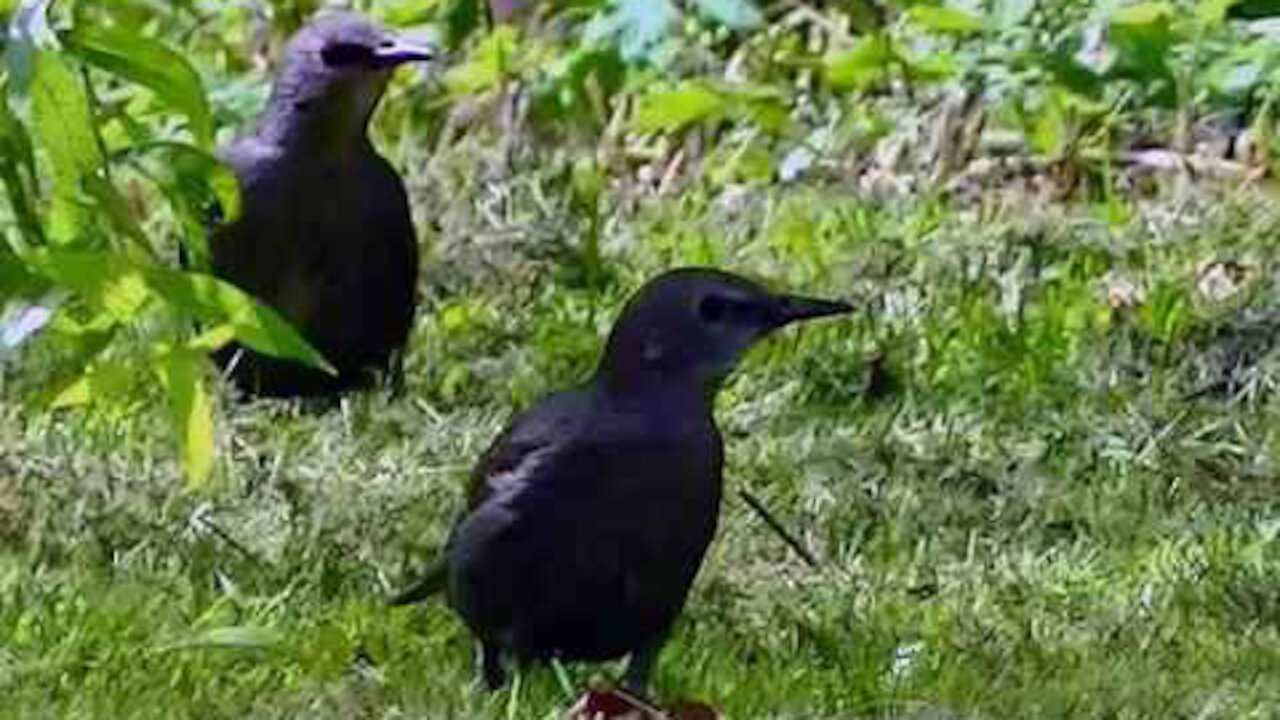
389;559;447;605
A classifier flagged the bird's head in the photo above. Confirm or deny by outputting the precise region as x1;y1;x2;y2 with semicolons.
265;12;435;147
597;268;853;398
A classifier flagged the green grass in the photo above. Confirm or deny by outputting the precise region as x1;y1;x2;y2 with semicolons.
6;165;1280;718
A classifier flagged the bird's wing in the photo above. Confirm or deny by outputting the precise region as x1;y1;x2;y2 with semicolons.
390;389;591;605
370;155;420;307
444;420;723;652
465;388;593;510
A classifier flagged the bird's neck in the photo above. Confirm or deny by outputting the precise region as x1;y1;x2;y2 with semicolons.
594;365;719;425
256;89;379;155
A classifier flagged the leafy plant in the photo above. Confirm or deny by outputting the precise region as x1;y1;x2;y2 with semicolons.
1;0;329;487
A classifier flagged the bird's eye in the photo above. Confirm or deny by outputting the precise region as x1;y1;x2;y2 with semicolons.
321;42;376;68
697;295;731;324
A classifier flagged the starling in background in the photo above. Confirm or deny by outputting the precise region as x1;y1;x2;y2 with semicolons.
392;267;852;694
210;12;434;397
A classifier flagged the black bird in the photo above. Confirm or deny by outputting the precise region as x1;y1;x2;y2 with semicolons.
392;267;852;693
209;12;434;397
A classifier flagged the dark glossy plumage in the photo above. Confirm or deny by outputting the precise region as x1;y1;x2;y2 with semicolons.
210;12;433;397
393;268;853;693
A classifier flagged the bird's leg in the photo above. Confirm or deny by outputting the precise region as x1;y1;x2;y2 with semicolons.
621;637;665;696
480;641;506;690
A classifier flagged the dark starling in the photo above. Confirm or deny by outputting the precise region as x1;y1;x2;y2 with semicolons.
210;12;434;397
392;267;852;693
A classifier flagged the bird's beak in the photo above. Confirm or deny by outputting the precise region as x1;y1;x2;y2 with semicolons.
372;38;437;67
771;295;855;326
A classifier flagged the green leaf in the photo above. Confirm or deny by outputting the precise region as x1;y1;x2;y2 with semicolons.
690;0;763;31
0;247;47;301
158;350;215;488
32;250;334;373
34;321;116;408
443;0;483;48
187;324;237;353
0;100;44;248
824;35;896;91
634;83;730;133
908;6;983;34
1112;1;1174;25
143;267;335;375
1109;2;1177;105
0;99;36;186
63;24;215;149
382;0;447;27
444;25;519;95
33;250;150;322
49;374;90;408
1036;47;1105;98
27;45;104;244
9;2;102;246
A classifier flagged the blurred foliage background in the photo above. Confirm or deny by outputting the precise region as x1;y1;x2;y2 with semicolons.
4;0;1280;717
5;0;1280;484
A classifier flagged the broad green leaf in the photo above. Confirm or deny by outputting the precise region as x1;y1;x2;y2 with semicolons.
444;25;518;95
49;359;139;409
34;250;150;322
144;267;335;374
32;250;333;372
726;82;791;134
908;6;983;34
1109;2;1176;105
1036;48;1105;98
1113;1;1174;24
690;0;763;31
443;0;483;48
187;324;236;353
910;51;961;83
49;374;90;408
634;83;729;133
824;35;896;91
0;101;43;248
26;42;103;244
158;350;215;488
1029;91;1069;155
382;0;446;27
0;248;47;300
0;99;36;191
33;320;116;408
64;24;215;148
